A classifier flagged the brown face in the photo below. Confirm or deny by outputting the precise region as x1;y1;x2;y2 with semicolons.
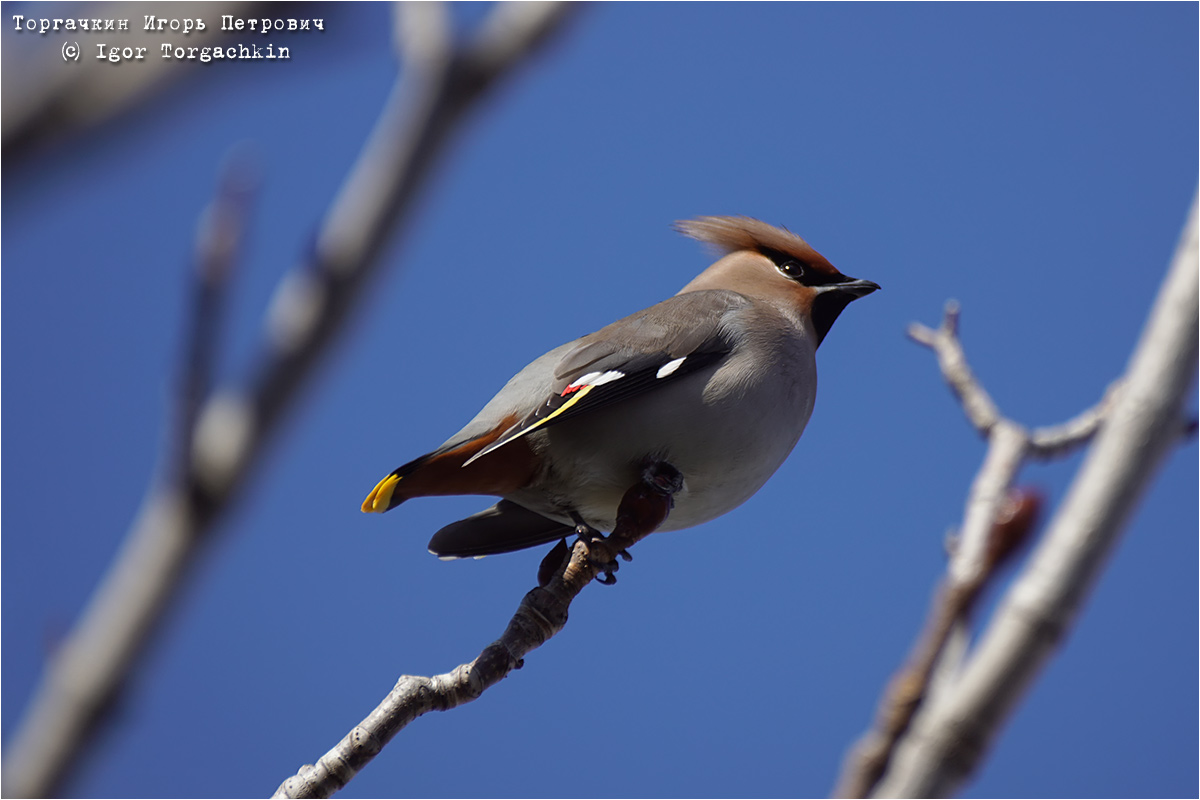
755;246;880;345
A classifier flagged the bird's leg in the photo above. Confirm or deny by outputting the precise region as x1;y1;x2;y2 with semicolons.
638;459;685;499
580;460;684;585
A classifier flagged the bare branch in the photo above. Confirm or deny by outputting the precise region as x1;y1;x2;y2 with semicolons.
174;151;259;479
907;302;1001;437
835;416;1039;797
1028;381;1122;458
946;423;1028;587
837;197;1200;797
273;464;683;799
393;2;452;66
873;191;1198;797
835;490;1041;798
2;2;258;155
0;155;256;797
0;5;575;797
840;317;1040;798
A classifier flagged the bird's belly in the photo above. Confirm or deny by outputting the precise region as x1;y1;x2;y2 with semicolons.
507;354;816;532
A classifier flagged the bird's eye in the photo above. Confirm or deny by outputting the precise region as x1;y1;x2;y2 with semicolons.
778;260;806;279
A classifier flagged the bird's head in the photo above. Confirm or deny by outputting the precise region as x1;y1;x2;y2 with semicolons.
674;215;879;346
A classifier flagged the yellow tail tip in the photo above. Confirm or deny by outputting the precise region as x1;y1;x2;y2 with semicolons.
362;473;401;513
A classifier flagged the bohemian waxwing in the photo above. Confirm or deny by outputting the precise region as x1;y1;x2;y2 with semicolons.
363;216;879;558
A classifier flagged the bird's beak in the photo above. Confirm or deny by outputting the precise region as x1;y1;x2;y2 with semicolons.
820;278;880;298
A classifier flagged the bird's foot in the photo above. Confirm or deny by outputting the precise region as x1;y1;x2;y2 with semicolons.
571;512;628;585
569;460;683;586
590;546;632;585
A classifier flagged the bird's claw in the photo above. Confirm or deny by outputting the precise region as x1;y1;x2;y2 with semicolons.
589;547;631;583
594;569;618;585
570;513;622;585
586;545;622;585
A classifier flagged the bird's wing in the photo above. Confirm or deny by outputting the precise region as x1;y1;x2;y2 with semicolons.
464;290;747;465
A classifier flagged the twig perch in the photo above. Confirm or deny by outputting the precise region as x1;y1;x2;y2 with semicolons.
273;463;684;799
1;5;575;797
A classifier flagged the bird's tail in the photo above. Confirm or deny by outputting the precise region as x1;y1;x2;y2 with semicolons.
361;415;538;513
426;500;574;559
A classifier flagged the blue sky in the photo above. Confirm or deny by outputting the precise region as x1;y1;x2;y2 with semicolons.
3;3;1196;797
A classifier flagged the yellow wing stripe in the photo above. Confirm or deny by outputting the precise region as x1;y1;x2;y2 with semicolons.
520;383;595;435
463;384;595;467
362;472;402;513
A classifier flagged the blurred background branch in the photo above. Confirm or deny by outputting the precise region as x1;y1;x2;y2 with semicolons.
3;2;261;157
838;192;1198;797
0;3;574;796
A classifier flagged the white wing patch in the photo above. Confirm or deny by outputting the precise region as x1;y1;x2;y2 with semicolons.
568;369;625;390
656;357;687;379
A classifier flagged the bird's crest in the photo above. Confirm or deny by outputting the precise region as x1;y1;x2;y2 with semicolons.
673;215;821;263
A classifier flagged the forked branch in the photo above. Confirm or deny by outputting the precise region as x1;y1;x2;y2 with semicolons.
836;191;1198;797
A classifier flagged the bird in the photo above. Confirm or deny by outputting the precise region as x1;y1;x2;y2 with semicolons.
362;216;879;559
